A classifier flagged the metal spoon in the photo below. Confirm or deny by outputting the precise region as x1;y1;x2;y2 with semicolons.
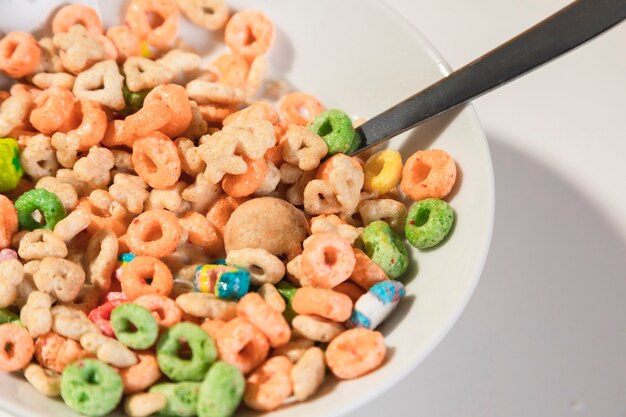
352;0;626;154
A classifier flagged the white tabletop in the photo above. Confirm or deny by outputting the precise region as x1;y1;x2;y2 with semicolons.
350;1;626;416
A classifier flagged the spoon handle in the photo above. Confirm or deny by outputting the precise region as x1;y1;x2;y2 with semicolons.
353;0;626;153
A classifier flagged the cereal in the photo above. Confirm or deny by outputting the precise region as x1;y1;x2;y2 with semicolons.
73;60;126;110
303;179;342;215
126;0;180;49
80;332;138;368
215;317;269;375
350;248;389;290
53;25;106;75
156;322;217;381
197;134;246;184
257;283;286;313
405;198;454;249
18;230;67;260
0;259;23;308
124;392;166;417
292;287;353;322
222;156;268;198
119;351;162;394
0;195;18;249
134;294;182;328
300;233;355;289
34;257;85;302
193;264;251;300
111;303;159;350
145;181;191;214
308;109;360;155
109;173;150;215
181;173;222;213
310;214;362;245
107;26;141;61
178;0;229;31
126;210;180;258
225;10;274;62
400;149;457;201
121;256;174;300
85;229;119;290
0;139;23;193
325;328;386;380
175;292;237;320
34;332;89;373
51;305;100;340
0;92;33;138
24;364;61;397
31;72;76;90
60;359;124;417
36;176;77;212
271;338;314;363
291;314;343;343
0;32;41;78
20;134;60;181
278;92;323;127
363;150;403;195
73;146;115;187
243;356;292;412
133;132;181;189
359;198;407;236
347;280;405;330
291;346;325;401
237;293;290;348
186;79;246;105
197;362;245;417
123;57;173;93
0;323;34;372
362;220;409;280
148;382;200;417
144;84;192;138
20;291;53;338
29;86;77;136
52;4;103;36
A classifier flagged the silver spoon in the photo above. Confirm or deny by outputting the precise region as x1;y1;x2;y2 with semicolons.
352;0;626;154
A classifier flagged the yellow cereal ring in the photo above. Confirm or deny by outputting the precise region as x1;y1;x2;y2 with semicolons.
363;150;402;194
0;138;23;193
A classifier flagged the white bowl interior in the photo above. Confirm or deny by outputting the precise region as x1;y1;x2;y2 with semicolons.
0;1;494;416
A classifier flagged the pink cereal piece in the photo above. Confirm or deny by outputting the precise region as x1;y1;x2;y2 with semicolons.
134;294;182;328
237;293;290;348
400;149;457;202
215;317;270;375
243;356;293;412
0;323;34;372
88;298;126;337
0;248;18;263
300;233;356;289
292;287;353;322
325;328;386;380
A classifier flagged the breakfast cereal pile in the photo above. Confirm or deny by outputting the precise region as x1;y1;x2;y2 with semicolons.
0;1;458;416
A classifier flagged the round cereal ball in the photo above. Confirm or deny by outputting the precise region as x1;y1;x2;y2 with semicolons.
224;197;309;260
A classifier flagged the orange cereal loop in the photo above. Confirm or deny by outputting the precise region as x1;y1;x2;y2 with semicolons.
198;103;237;124
225;10;274;62
29;86;78;135
325;328;386;380
350;248;389;290
118;351;162;394
300;233;356;289
0;32;41;78
243;356;293;412
124;100;173;140
316;153;362;180
206;195;248;239
178;212;223;257
69;99;108;150
52;4;103;36
279;92;325;126
222;156;268;198
121;255;173;300
34;332;90;374
292;287;353;322
107;26;141;61
237;293;290;348
209;53;250;88
200;319;226;342
223;101;280;126
134;294;182;328
332;281;365;304
132;132;181;189
0;195;18;249
76;198;129;237
215;317;270;375
0;323;34;372
125;0;180;48
126;209;180;258
144;84;192;138
400;149;457;202
102;120;134;148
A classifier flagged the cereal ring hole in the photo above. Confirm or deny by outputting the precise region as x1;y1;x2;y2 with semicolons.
316;119;333;137
136;152;158;174
176;338;193;360
409;159;432;183
411;206;431;227
248;264;265;276
324;248;338;267
146;12;165;30
3;342;14;356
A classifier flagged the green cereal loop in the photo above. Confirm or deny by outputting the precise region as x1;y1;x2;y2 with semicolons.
362;220;409;280
14;189;66;231
308;109;356;155
122;83;151;115
110;303;159;350
197;361;244;417
0;138;23;192
156;322;217;382
60;359;123;417
405;198;454;249
148;382;200;417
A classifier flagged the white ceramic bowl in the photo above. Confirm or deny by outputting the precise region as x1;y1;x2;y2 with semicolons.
0;1;494;416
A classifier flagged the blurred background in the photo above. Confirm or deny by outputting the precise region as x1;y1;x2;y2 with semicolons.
350;1;626;416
